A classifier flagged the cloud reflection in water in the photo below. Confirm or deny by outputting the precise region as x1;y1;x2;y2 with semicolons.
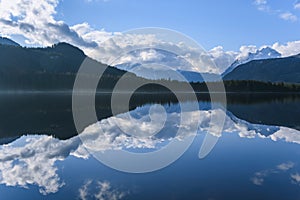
0;103;299;194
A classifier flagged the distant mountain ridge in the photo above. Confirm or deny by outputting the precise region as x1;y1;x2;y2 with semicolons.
222;47;281;77
223;54;300;83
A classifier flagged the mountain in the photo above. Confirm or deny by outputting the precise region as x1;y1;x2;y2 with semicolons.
115;62;178;80
0;42;84;72
177;70;220;82
115;62;220;82
223;54;300;83
222;47;281;77
0;42;131;90
0;37;20;47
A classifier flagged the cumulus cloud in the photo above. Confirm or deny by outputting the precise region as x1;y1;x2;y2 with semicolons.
0;0;97;47
272;41;300;57
238;45;258;59
0;135;81;194
84;33;223;74
207;46;237;73
269;127;300;144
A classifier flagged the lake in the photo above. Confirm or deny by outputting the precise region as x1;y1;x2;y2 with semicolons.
0;93;300;200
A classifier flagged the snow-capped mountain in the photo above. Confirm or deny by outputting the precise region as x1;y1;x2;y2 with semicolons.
222;47;281;77
223;53;300;83
0;37;20;47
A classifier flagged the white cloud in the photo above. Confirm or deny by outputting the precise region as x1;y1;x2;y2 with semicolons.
78;180;127;200
251;162;295;186
277;162;295;171
95;181;127;200
294;1;300;9
208;46;237;73
139;49;165;62
272;40;300;57
238;45;258;59
279;12;298;22
254;0;267;5
251;170;270;186
84;33;222;74
291;173;300;183
0;0;97;47
251;177;264;185
269;127;300;144
253;0;270;12
70;23;115;45
253;0;298;22
0;135;78;194
79;180;92;200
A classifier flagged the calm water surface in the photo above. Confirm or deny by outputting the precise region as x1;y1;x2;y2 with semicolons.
0;93;300;200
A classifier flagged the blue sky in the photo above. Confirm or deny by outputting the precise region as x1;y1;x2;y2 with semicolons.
55;0;300;51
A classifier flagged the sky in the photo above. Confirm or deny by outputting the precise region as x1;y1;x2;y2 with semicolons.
56;0;300;51
1;0;300;73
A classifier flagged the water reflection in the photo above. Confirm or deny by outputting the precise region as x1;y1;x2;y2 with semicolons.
78;180;128;200
251;162;295;186
0;94;300;199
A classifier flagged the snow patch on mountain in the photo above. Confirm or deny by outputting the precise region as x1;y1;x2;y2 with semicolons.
222;47;281;76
